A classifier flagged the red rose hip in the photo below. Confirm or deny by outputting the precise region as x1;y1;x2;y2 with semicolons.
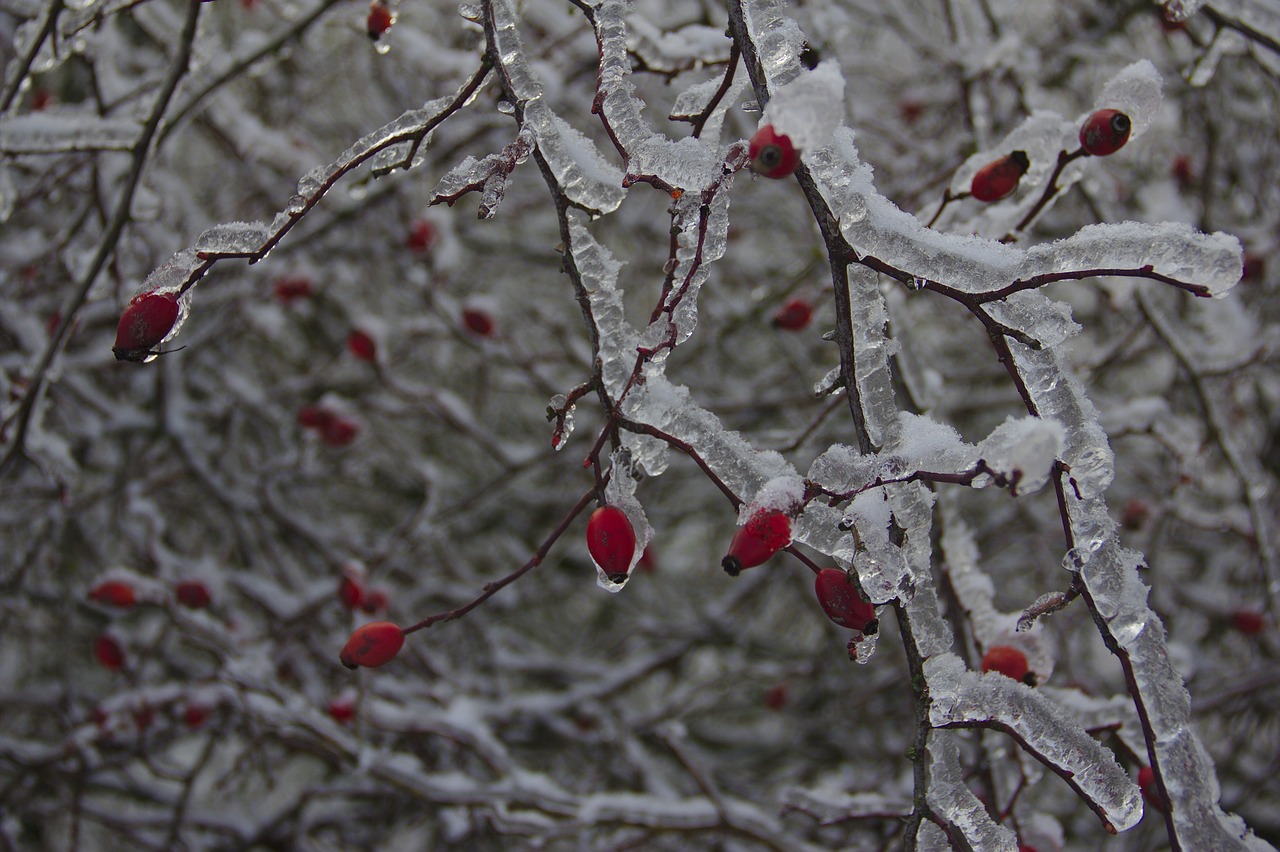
1079;109;1132;157
366;0;393;40
587;505;637;582
175;580;212;609
89;581;137;609
814;568;878;633
94;634;126;671
748;125;801;179
970;150;1030;202
113;291;180;362
340;621;405;669
722;509;791;575
981;645;1035;685
772;298;813;331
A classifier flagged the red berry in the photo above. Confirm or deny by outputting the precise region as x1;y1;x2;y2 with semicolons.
764;683;789;711
1138;765;1165;813
94;635;126;671
970;150;1030;202
461;308;496;338
320;418;358;448
297;404;334;430
360;588;389;614
748;125;801;179
175;580;212;609
347;329;377;362
31;88;53;111
1171;154;1194;188
328;698;356;724
338;576;364;610
1232;608;1266;636
366;0;393;39
1018;846;1039;852
183;704;209;729
406;218;436;253
340;621;405;669
274;276;313;303
814;569;878;633
89;580;137;609
1079;109;1132;157
722;509;791;575
772;298;813;331
587;506;637;582
112;291;180;362
981;645;1034;685
1242;251;1265;282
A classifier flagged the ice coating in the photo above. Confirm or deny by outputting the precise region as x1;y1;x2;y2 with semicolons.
976;415;1066;495
194;221;270;256
596;449;653;593
0;112;138;153
759;61;846;153
925;654;1143;832
926;732;1020;849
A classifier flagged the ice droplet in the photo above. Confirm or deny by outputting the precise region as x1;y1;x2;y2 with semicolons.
1062;547;1091;572
496;100;515;115
458;2;481;21
912;276;927;291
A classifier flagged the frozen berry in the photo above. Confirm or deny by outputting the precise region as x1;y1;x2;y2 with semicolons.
587;505;637;583
89;581;137;609
347;329;377;362
175;580;212;609
320;418;359;448
366;0;393;40
328;698;356;724
772;298;813;331
360;588;389;614
970;150;1030;202
297;404;334;430
748;125;801;179
338;576;364;610
981;645;1035;685
1079;109;1132;157
1231;609;1266;636
183;704;209;729
722;509;791;575
112;291;179;362
814;568;878;633
406;218;436;253
340;621;405;669
462;308;496;338
274;276;313;303
94;635;126;672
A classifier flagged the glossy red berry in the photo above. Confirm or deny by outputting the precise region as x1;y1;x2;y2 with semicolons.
1138;765;1165;813
338;576;364;610
320;417;359;448
183;704;209;729
981;645;1035;685
1232;608;1266;636
587;505;637;582
406;218;436;253
722;509;791;575
274;276;313;303
1079;109;1132;157
347;329;377;362
340;621;405;669
89;581;137;609
112;291;179;362
772;298;813;331
328;698;356;724
462;308;496;338
814;568;878;633
366;0;393;40
94;635;126;672
970;150;1030;202
748;125;801;179
175;580;212;609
